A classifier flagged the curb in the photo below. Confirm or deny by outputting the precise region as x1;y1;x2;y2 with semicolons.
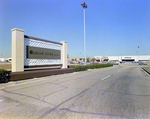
9;68;74;81
142;68;150;75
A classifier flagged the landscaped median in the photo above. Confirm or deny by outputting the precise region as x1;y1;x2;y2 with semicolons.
142;67;150;75
68;63;113;72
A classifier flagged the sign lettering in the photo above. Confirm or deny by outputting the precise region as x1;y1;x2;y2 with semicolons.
26;46;61;59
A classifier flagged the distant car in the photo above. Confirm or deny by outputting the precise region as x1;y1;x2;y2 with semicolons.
74;61;78;64
132;61;136;63
78;62;84;64
70;61;74;64
139;62;147;65
102;61;109;64
91;62;98;64
113;61;119;65
86;62;90;64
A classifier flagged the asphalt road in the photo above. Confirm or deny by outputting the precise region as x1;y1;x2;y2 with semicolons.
0;64;150;119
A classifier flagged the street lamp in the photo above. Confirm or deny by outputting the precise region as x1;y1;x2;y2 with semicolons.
81;1;87;65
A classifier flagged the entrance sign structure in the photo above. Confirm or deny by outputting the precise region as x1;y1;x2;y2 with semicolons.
12;28;24;72
11;28;68;72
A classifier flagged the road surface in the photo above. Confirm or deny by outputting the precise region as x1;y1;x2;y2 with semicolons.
0;64;150;119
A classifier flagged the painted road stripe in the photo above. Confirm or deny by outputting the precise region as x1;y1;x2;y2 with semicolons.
102;75;111;80
0;99;5;102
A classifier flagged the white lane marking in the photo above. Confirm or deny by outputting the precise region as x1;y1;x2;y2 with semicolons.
0;99;4;102
102;75;111;80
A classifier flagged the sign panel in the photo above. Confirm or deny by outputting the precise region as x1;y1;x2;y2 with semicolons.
26;46;61;59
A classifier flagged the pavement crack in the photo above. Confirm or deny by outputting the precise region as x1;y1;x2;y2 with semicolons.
100;89;150;96
0;95;22;105
42;87;68;100
6;81;57;92
38;88;89;119
51;83;68;88
102;78;120;95
59;108;129;118
1;89;56;106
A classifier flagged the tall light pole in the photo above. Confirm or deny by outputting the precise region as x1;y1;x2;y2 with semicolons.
138;46;139;62
81;1;87;65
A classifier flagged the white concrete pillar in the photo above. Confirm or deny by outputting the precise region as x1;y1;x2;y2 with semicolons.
11;28;25;72
60;41;68;68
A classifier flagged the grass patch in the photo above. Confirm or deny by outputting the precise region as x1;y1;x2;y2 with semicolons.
0;63;11;70
144;67;150;73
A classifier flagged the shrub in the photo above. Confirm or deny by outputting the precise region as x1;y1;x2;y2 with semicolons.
68;65;87;72
68;63;113;72
86;64;94;69
0;69;8;83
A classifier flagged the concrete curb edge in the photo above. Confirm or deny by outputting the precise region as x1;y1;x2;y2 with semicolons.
142;68;150;76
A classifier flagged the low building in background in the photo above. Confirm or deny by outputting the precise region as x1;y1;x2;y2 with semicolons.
68;57;95;62
95;56;103;61
94;55;150;62
0;58;12;63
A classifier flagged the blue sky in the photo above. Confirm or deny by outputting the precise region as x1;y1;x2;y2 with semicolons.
0;0;150;58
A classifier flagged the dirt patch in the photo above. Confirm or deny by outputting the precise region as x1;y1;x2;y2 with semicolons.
143;67;150;73
0;63;11;70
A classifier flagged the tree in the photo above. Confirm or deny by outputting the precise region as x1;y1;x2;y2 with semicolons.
75;58;77;61
103;59;109;61
72;59;74;61
67;54;69;58
80;58;82;61
87;58;90;62
96;59;100;62
92;58;96;62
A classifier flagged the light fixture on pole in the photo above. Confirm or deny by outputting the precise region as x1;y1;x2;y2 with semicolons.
81;1;87;65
